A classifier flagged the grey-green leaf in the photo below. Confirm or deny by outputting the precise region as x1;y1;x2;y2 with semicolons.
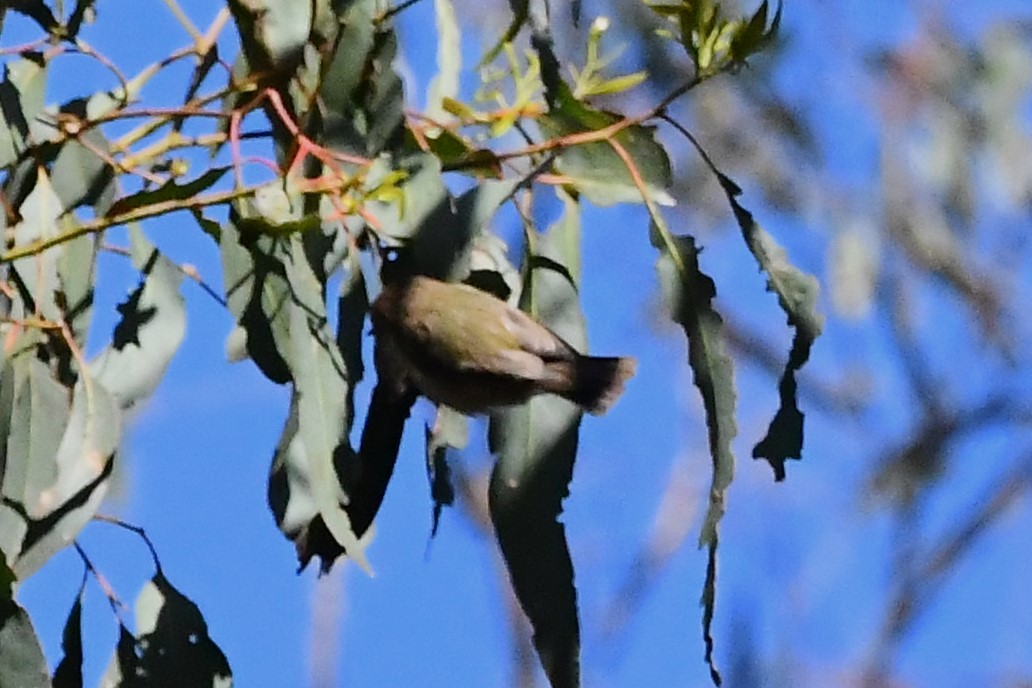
219;212;293;383
652;227;736;686
13;377;119;578
539;93;674;208
712;171;822;481
100;573;232;687
90;226;186;410
283;237;369;572
488;210;585;688
52;583;85;688
11;168;64;323
0;598;51;688
105;168;229;219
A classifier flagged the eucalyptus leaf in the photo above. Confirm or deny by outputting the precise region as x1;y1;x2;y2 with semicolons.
284;237;369;572
50;98;116;214
105;168;229;219
0;599;51;688
52;583;85;688
489;208;585;688
219;213;292;383
100;573;232;687
694;151;823;481
11;169;64;323
0;54;47;169
13;377;119;578
652;226;736;686
90;226;186;410
539;91;673;207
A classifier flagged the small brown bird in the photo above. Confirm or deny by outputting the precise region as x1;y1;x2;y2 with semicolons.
371;275;636;416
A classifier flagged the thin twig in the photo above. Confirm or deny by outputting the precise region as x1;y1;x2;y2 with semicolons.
94;513;163;574
74;542;130;622
161;0;204;44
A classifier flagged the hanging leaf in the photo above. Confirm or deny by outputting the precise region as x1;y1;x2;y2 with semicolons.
100;573;232;687
52;582;85;688
270;383;416;573
49;107;116;215
488;201;584;688
282;236;369;572
319;0;405;157
336;254;368;428
652;225;736;686
11;168;64;323
424;0;462;127
226;0;312;73
56;231;98;351
13;376;120;578
219;212;293;384
0;597;51;688
90;226;187;410
685;139;823;481
0;54;48;169
539;90;674;208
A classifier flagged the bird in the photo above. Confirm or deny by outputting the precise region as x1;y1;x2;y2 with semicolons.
371;273;636;416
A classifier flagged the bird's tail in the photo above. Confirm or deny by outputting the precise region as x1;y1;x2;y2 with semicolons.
561;356;637;416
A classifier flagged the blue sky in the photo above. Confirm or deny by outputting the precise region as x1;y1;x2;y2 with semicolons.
9;1;1032;687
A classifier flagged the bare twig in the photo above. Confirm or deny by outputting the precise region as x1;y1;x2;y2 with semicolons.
94;513;163;574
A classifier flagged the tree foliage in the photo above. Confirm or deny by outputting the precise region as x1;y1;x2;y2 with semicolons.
26;0;1032;686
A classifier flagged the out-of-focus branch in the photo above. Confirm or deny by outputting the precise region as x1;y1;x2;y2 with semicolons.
863;455;1032;685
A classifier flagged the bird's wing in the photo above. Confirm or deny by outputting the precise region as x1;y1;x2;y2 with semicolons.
501;307;578;362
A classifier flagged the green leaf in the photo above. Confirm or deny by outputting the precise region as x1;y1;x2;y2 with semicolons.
100;573;232;687
693;150;823;481
90;226;186;410
730;0;782;65
319;0;405;157
52;582;85;688
0;54;48;169
50;100;116;214
539;93;674;207
227;0;312;72
219;211;293;383
336;255;368;428
0;355;30;563
13;377;119;578
488;205;584;688
8;0;60;34
268;393;324;570
371;155;515;281
270;380;415;573
652;226;736;687
283;237;369;572
105;168;230;219
98;624;137;688
11;168;64;322
0;599;51;688
57;230;98;351
3;355;70;521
